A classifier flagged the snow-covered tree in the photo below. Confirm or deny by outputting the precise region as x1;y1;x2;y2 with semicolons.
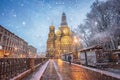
76;0;120;50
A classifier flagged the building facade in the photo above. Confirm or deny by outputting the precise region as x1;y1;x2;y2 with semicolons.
28;45;37;58
47;13;75;58
0;25;36;58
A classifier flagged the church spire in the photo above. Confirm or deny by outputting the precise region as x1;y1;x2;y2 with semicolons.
61;12;68;26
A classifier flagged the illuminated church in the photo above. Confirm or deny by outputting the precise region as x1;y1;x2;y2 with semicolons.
46;12;74;58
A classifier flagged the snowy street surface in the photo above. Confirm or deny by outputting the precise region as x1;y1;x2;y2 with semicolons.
24;59;120;80
23;60;49;80
105;68;120;74
40;59;60;80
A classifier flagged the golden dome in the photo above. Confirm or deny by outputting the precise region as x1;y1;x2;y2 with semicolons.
63;28;69;36
56;30;61;36
61;36;72;44
50;25;55;30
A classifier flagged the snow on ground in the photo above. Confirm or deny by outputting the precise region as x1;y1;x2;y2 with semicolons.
29;60;49;80
105;68;120;74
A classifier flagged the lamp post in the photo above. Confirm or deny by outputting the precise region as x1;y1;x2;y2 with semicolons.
74;36;78;59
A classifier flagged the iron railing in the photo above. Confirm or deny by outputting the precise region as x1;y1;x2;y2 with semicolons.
0;58;47;80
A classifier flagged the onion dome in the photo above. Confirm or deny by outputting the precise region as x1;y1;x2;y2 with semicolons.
50;25;55;31
56;30;61;36
63;28;69;36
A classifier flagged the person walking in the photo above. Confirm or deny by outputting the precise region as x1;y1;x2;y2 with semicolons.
68;55;72;65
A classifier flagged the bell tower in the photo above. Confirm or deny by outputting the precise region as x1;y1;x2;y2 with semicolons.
47;25;55;57
60;12;70;36
61;12;68;26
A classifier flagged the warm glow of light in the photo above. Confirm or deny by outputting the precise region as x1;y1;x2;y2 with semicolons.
20;54;23;58
0;50;4;58
57;59;63;66
74;36;78;43
5;52;10;56
74;39;78;43
0;45;2;49
14;47;18;51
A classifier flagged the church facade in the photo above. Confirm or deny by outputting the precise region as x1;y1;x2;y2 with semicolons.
46;13;75;58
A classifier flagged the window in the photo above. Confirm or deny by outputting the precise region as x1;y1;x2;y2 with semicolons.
0;34;2;42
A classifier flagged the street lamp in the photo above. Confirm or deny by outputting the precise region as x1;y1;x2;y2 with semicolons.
74;38;78;43
74;36;78;59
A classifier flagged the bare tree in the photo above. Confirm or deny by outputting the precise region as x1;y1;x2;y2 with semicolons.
75;0;120;50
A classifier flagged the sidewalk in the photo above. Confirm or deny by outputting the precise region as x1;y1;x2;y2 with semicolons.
41;59;94;80
23;59;120;80
40;59;59;80
52;59;120;80
54;59;89;80
23;61;49;80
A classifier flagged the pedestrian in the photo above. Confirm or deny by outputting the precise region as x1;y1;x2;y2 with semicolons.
68;55;72;65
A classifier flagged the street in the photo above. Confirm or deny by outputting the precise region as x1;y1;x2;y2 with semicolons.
40;59;120;80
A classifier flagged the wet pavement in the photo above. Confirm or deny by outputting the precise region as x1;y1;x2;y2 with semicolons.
43;59;119;80
40;60;59;80
24;59;120;80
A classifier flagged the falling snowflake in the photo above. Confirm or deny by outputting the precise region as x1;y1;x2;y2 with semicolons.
55;2;58;5
21;3;24;7
70;18;73;21
13;14;17;17
1;13;5;16
22;21;26;25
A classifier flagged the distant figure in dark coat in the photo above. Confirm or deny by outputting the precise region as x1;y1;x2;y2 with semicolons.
68;55;72;65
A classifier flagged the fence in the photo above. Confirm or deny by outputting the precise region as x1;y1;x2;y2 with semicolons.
0;58;47;80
